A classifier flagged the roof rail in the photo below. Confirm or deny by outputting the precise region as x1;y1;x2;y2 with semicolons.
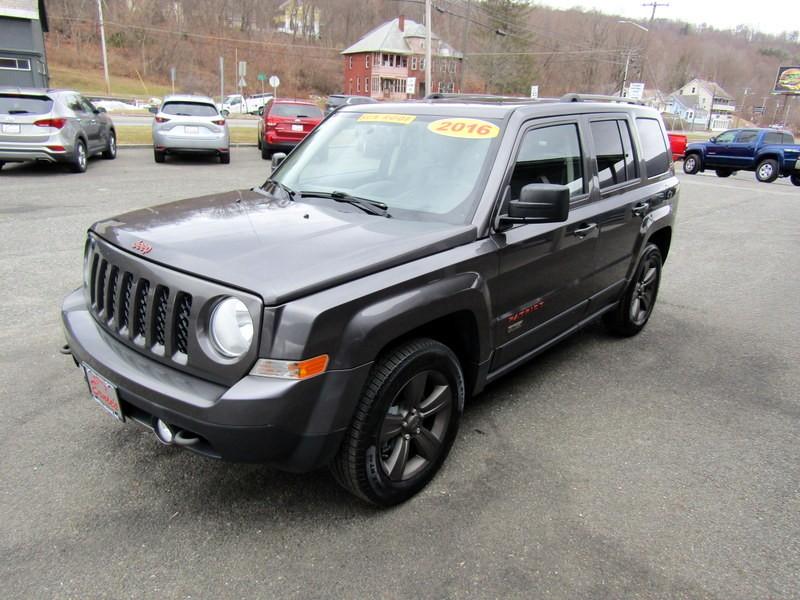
424;92;550;104
560;93;644;105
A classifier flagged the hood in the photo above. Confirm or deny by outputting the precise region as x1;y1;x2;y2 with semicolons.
92;190;477;305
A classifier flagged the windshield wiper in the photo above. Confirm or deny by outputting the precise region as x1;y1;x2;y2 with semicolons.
8;110;31;114
254;179;297;202
300;190;389;217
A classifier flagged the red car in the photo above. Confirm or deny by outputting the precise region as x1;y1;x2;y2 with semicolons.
258;99;324;159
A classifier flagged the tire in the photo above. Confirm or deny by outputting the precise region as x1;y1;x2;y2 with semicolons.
755;158;779;183
261;144;272;160
69;139;88;173
715;168;733;177
257;134;262;150
790;174;800;187
603;243;663;337
102;130;117;159
682;153;701;175
154;148;166;163
331;338;465;507
0;161;4;171
219;152;230;164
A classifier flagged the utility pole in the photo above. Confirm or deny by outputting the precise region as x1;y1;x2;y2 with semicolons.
620;49;632;97
425;0;432;97
642;1;668;27
96;0;111;95
457;0;471;92
219;56;224;104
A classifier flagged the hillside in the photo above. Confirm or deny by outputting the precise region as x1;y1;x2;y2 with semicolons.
44;0;800;127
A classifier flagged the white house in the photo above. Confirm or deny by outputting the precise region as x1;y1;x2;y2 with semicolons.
667;78;735;130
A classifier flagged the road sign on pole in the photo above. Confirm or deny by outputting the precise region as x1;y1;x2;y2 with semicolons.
258;73;266;94
269;75;280;98
530;85;539;99
238;61;247;77
627;82;645;100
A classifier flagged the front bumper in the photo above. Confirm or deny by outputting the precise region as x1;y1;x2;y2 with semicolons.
61;288;371;471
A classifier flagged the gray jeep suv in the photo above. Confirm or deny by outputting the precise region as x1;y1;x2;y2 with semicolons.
61;94;678;506
0;88;116;172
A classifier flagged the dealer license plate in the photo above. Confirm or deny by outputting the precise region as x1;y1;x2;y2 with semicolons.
291;124;303;132
184;126;199;135
2;123;21;134
83;364;124;422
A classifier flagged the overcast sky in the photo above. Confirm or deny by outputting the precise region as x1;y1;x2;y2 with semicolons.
534;0;800;36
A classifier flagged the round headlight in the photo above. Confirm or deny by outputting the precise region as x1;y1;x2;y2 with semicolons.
209;297;254;358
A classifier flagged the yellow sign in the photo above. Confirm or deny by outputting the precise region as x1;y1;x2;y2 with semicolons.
357;113;416;125
427;118;500;139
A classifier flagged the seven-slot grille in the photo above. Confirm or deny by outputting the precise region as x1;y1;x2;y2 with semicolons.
88;252;193;359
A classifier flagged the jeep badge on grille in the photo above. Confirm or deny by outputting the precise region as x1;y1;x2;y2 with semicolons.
132;240;152;255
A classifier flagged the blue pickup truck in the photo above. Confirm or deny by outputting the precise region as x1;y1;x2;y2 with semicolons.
682;128;800;185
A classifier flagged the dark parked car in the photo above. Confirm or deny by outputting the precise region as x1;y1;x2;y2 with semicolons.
0;88;116;173
62;94;678;506
682;127;800;183
325;94;378;114
257;99;323;159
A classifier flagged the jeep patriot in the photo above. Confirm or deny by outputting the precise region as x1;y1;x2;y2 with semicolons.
61;94;679;506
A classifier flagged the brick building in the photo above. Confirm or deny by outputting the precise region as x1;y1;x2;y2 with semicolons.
340;15;463;100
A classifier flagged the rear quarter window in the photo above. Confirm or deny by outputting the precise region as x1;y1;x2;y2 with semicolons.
0;94;53;115
636;117;670;178
161;102;218;117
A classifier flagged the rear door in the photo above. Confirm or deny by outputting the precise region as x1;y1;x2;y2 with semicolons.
160;101;223;141
489;119;599;372
271;103;323;142
727;129;760;168
0;93;55;145
585;115;645;305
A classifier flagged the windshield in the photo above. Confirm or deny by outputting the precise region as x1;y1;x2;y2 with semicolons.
0;94;53;115
161;102;218;116
271;111;503;223
270;104;323;119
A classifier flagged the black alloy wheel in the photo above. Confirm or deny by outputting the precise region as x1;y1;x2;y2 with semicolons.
331;338;464;506
790;174;800;187
603;243;662;337
102;130;117;159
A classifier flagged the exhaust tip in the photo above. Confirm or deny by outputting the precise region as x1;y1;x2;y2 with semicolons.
154;419;175;445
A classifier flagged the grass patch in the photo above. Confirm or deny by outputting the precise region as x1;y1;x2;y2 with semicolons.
50;64;173;98
115;126;255;145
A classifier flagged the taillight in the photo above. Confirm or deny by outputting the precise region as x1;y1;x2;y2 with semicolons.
212;119;225;125
266;121;277;128
155;116;170;123
34;118;67;129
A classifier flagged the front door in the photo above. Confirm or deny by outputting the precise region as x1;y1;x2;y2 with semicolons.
727;129;760;168
704;129;737;168
489;120;598;372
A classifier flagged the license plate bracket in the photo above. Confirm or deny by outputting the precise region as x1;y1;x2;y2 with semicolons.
82;364;124;422
2;123;21;134
184;126;199;135
291;124;303;132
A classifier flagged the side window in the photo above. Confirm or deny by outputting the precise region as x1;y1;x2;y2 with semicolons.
590;120;631;189
66;94;86;113
635;118;670;178
79;96;97;113
510;123;584;200
715;130;737;143
736;130;758;144
782;133;795;144
763;132;781;145
618;120;638;180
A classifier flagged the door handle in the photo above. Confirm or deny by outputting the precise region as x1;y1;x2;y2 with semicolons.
573;222;597;237
632;201;649;216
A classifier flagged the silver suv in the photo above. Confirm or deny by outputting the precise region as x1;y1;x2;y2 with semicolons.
0;88;116;173
151;95;230;164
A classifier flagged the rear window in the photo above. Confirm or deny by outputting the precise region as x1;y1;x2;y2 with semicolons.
0;94;53;115
636;118;670;177
270;103;323;119
764;131;782;145
161;102;218;117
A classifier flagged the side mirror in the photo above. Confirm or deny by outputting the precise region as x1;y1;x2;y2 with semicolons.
498;184;570;228
271;152;287;172
148;106;158;114
94;106;107;114
709;136;716;143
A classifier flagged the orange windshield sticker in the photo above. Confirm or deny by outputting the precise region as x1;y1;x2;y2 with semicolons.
357;113;416;124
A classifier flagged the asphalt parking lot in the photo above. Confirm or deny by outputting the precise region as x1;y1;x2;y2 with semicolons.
1;149;798;599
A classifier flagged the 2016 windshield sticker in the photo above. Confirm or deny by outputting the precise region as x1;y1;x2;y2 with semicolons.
428;118;500;139
357;113;416;124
